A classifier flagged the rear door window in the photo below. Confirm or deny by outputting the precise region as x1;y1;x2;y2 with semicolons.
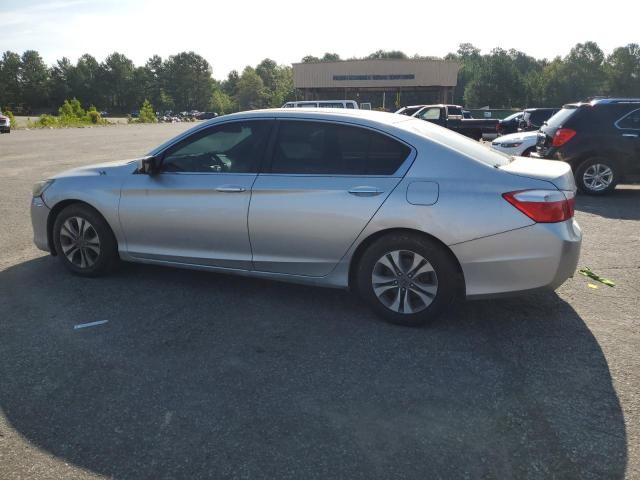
270;121;410;175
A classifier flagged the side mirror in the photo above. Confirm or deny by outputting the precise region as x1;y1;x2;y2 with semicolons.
139;155;160;175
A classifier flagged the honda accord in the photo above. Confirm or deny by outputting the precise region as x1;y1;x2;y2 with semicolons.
31;109;581;326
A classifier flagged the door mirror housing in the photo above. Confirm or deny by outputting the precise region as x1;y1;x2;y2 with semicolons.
139;155;160;175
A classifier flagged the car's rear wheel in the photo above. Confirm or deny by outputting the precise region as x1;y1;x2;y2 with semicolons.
355;233;461;327
53;203;118;276
521;147;535;157
575;158;619;195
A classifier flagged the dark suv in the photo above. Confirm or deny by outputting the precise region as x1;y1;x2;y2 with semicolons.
535;98;640;195
519;108;559;131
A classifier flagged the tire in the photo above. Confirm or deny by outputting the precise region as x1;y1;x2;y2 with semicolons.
521;147;535;157
355;233;461;327
575;157;619;195
52;203;118;276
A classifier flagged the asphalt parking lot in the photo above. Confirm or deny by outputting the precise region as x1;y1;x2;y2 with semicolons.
1;125;639;479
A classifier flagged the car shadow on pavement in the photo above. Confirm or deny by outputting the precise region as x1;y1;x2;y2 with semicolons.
575;185;640;220
0;256;628;479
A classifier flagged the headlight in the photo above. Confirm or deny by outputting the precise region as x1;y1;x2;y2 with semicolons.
500;142;522;148
32;179;54;197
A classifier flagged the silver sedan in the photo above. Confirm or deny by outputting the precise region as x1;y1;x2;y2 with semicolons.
31;109;581;326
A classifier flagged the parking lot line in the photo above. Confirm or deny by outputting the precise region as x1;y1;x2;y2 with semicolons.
73;320;109;330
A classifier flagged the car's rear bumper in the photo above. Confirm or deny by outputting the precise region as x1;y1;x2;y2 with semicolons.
31;196;51;252
451;219;582;298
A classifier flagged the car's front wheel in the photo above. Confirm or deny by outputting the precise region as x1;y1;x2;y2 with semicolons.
53;203;118;276
355;233;461;327
575;158;619;195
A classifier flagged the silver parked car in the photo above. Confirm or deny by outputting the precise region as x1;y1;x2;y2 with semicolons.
31;109;582;326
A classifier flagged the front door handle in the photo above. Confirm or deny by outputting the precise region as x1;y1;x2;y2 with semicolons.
622;133;639;138
216;185;246;193
348;186;383;197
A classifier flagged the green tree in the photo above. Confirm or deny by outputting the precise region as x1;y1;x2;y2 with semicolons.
138;99;157;123
48;57;75;109
20;50;49;110
563;41;607;100
100;52;136;112
605;44;640;97
59;98;85;119
236;67;268;110
463;48;526;108
321;52;341;62
301;55;321;63
366;50;408;59
210;88;233;114
221;70;240;97
163;51;213;111
73;54;101;107
256;58;278;91
0;51;22;108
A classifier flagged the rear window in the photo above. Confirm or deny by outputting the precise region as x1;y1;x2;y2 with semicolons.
546;107;579;129
503;112;522;122
447;106;463;116
318;103;344;108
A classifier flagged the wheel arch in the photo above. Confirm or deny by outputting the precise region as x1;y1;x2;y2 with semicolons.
348;228;466;295
46;199;117;255
571;150;630;177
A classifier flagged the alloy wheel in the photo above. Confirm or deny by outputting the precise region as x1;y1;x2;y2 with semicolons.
583;163;613;191
59;216;101;268
371;250;438;314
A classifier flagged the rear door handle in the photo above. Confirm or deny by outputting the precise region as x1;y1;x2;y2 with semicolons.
622;133;639;138
348;186;383;197
216;185;246;193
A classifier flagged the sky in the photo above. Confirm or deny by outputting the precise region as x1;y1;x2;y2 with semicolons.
1;0;639;80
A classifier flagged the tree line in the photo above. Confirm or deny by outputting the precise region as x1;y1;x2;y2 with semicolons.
1;42;638;115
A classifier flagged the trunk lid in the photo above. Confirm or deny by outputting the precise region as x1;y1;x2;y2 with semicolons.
499;156;576;191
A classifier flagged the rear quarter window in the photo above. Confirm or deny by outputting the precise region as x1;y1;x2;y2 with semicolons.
616;108;640;130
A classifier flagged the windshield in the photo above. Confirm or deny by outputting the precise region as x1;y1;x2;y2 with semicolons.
546;106;578;129
503;112;522;121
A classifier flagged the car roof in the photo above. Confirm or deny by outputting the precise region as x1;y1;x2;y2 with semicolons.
523;108;557;112
148;108;416;156
202;108;408;126
589;98;640;105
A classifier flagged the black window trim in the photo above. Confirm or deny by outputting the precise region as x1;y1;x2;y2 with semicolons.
154;119;276;175
614;107;640;131
261;117;417;178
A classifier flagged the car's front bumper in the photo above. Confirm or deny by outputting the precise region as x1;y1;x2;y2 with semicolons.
451;218;582;298
31;196;50;252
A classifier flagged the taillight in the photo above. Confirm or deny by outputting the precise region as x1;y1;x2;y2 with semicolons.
552;128;576;147
503;190;575;223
